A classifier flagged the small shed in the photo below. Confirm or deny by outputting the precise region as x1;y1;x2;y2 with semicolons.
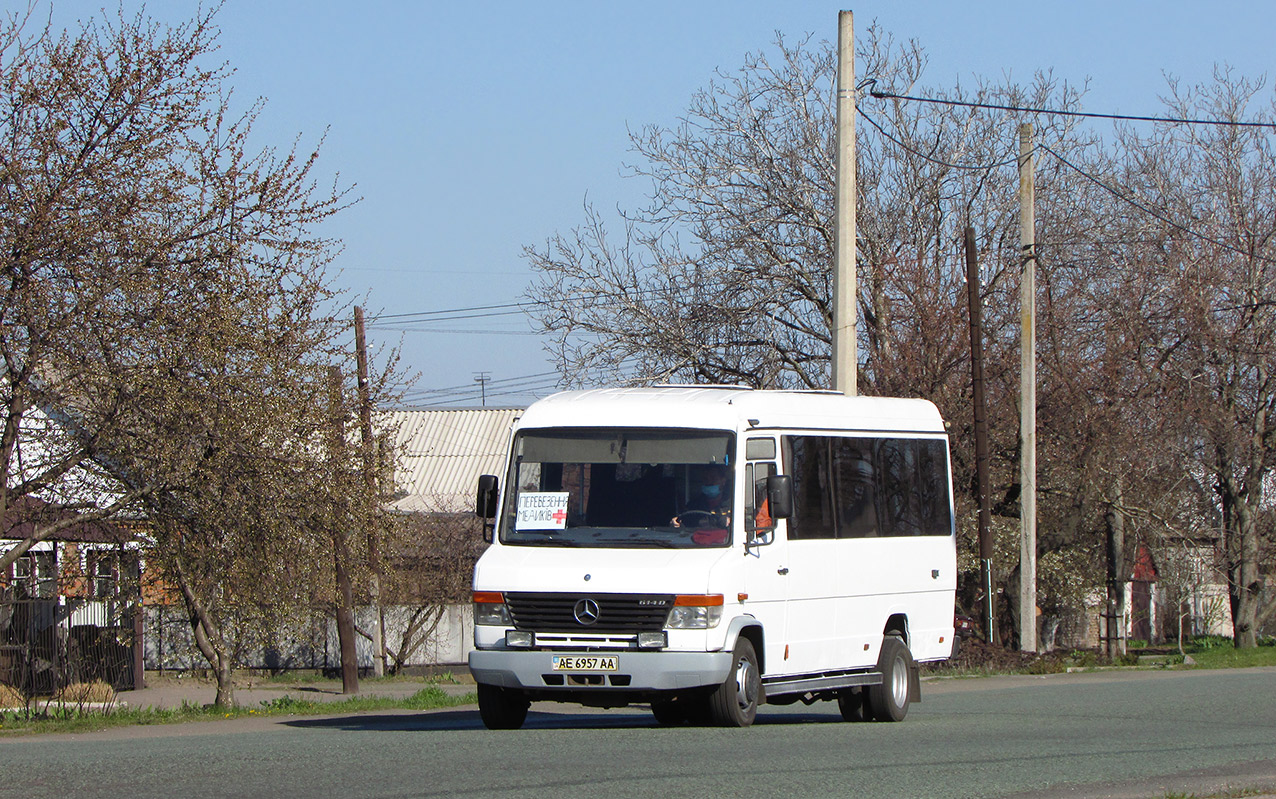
383;407;522;514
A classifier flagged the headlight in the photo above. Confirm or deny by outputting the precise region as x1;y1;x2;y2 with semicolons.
666;595;724;629
473;591;511;626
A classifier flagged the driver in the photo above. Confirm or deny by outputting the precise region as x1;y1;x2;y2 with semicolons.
673;463;732;529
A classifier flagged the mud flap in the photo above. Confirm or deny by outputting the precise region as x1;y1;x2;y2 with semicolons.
908;660;921;703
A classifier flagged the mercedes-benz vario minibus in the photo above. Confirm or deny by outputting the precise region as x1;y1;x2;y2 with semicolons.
470;386;956;729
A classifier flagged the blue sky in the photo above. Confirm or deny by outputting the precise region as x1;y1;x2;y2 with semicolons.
50;1;1276;406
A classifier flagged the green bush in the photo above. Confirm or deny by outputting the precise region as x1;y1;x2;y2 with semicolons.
1188;634;1234;651
260;695;315;712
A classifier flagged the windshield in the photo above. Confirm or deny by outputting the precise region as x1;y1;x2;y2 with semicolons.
499;428;736;549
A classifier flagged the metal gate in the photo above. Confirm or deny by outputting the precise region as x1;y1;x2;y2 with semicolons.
0;594;139;698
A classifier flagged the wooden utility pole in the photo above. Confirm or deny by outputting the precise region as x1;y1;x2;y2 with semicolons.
354;306;385;677
1018;123;1038;653
832;9;857;396
328;365;360;693
1105;480;1127;659
965;227;997;644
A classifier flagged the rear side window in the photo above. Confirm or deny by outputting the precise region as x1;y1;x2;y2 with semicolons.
783;435;952;539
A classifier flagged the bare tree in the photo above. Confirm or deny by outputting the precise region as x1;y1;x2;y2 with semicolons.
1101;71;1276;647
376;506;485;674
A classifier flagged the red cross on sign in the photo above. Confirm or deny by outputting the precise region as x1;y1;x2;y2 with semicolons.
552;508;568;525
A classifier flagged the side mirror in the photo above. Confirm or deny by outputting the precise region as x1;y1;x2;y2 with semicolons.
766;474;793;520
476;474;499;518
476;474;499;543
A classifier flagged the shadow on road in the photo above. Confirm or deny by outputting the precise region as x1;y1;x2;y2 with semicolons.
281;705;847;732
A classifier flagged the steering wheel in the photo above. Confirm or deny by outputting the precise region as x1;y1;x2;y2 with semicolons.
676;510;722;529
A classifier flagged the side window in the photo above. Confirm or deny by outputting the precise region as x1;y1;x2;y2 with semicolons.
833;438;879;537
917;439;954;536
92;553;116;598
745;437;778;533
784;436;835;540
745;461;777;532
12;552;57;598
874;438;953;537
782;435;954;540
877;439;921;536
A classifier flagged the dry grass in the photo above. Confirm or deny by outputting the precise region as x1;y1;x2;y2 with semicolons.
0;683;25;708
53;681;116;704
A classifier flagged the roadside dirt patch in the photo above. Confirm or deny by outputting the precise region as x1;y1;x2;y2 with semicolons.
924;637;1077;675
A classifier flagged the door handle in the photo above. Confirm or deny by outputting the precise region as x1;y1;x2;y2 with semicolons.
777;567;789;575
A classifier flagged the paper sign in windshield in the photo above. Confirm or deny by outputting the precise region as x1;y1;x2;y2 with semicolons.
516;492;570;530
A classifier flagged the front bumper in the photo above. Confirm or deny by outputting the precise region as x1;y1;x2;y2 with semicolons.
469;648;733;692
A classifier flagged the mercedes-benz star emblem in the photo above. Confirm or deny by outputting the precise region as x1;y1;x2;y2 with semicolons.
573;598;600;626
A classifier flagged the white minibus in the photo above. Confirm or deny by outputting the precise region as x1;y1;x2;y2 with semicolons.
470;386;956;729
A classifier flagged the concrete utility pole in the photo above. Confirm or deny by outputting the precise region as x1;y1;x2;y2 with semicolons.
354;307;385;678
1018;123;1038;653
832;9;857;396
965;227;997;644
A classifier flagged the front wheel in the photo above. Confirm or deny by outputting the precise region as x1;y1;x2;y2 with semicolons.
707;638;761;727
477;683;530;730
865;636;913;722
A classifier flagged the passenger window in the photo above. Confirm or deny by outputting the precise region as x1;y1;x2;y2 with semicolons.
784;436;836;540
878;440;919;536
833;438;878;538
917;439;954;536
784;435;954;539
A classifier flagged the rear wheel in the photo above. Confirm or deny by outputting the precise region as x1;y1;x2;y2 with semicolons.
707;638;761;727
865;636;912;722
477;683;530;730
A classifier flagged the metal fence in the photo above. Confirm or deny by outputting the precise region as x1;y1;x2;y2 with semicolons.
0;594;139;698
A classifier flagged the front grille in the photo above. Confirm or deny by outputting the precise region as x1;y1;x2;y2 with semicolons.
505;592;673;633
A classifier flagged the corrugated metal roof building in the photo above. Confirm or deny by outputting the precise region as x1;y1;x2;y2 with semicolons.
383;407;521;514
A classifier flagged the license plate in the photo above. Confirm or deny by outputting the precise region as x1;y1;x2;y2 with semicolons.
551;655;618;672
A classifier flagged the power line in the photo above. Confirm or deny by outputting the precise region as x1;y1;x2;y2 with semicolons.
399;370;560;400
366;286;705;328
374;327;541;336
867;87;1276;130
858;107;1020;171
1037;141;1276;266
369;302;529;321
410;379;562;408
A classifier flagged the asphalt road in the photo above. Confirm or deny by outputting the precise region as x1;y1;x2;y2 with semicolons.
3;667;1275;799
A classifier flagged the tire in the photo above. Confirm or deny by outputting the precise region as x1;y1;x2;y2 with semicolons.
836;687;866;722
477;683;530;730
707;638;761;727
865;635;912;723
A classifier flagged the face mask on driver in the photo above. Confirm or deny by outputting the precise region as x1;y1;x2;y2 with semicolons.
701;484;722;499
